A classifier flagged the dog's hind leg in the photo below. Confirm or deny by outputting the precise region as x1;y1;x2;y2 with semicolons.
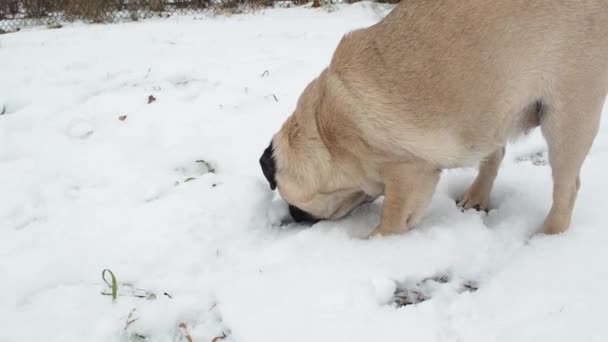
458;146;505;212
540;91;605;234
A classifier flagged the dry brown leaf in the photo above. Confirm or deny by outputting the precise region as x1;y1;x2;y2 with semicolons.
148;95;157;104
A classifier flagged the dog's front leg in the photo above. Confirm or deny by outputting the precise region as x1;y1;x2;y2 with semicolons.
369;162;440;237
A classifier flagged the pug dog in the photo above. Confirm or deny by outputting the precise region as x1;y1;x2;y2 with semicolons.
260;0;608;237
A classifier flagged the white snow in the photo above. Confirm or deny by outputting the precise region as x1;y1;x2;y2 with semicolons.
2;2;608;341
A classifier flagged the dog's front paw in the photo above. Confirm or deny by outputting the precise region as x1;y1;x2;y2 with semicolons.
368;224;405;239
541;212;570;235
457;186;490;212
368;228;384;239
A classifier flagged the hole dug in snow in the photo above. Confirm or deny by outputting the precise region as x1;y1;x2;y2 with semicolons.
392;274;479;308
514;151;548;166
174;159;216;185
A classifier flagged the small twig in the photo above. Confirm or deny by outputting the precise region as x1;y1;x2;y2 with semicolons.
144;67;152;79
164;292;173;299
462;281;479;292
124;308;139;331
1;105;6;115
195;159;216;173
100;279;158;300
211;332;227;342
178;323;193;342
261;70;269;77
100;292;154;299
264;94;279;102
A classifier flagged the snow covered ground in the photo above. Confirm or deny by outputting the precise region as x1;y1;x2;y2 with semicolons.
2;2;608;341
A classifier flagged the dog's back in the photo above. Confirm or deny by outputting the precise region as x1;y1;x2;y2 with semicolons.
328;0;608;167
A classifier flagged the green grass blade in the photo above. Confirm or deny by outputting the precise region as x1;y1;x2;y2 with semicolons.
102;269;118;301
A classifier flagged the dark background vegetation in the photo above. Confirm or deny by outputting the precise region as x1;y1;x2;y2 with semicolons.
0;0;400;33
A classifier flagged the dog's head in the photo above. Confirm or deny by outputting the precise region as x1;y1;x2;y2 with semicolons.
259;76;371;223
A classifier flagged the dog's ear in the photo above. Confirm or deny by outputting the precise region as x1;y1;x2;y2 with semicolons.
259;141;277;190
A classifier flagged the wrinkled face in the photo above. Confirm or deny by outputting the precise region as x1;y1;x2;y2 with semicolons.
259;141;371;223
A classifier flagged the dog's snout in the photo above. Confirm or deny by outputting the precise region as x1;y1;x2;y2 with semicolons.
288;204;320;223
